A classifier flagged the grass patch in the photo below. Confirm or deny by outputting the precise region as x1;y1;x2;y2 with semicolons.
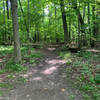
0;46;13;56
0;83;13;89
0;45;42;73
5;60;27;72
0;70;6;74
69;95;75;99
77;51;93;59
0;90;3;96
59;52;72;64
59;52;71;60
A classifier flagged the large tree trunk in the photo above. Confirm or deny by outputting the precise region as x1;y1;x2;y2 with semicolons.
91;1;99;47
60;0;69;43
10;0;21;63
91;2;100;47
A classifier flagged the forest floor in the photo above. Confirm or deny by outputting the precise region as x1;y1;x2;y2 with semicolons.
0;46;100;100
0;47;85;100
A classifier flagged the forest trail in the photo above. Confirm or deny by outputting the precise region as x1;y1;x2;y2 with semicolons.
1;48;84;100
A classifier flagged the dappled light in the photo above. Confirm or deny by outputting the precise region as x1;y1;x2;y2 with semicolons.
47;48;56;51
59;52;71;60
46;59;66;65
87;49;100;53
32;77;42;81
21;56;66;81
0;0;100;99
42;66;57;75
0;46;13;53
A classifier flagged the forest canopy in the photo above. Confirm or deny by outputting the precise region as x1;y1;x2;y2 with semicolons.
0;0;100;62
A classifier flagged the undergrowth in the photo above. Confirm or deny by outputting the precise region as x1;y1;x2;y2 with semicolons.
59;50;100;100
0;46;41;73
5;61;27;72
0;45;42;95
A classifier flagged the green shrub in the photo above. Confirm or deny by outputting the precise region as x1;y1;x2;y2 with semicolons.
81;84;94;91
5;61;26;72
59;52;71;60
0;83;13;89
0;90;3;96
0;46;13;56
69;95;75;99
72;60;83;67
0;69;5;74
94;74;100;84
77;51;92;59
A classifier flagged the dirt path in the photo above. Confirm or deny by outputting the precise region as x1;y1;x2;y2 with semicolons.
1;48;84;100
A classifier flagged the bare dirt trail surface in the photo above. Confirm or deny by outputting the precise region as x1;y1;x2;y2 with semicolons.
1;48;84;100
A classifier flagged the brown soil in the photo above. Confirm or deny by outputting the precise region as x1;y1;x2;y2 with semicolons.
0;48;84;100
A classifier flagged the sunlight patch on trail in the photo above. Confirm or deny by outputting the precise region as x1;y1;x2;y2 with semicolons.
0;58;3;63
46;59;66;65
42;66;57;75
32;77;42;81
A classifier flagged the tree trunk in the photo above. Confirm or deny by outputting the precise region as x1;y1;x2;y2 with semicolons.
78;2;82;49
55;6;59;43
72;0;85;34
91;1;100;47
18;0;30;41
83;2;86;21
88;2;91;45
6;0;9;19
27;0;30;41
3;0;6;42
10;0;21;63
91;4;96;47
6;0;11;43
69;1;71;41
60;0;69;43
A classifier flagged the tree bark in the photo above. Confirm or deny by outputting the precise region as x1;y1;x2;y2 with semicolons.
60;0;69;43
72;0;85;34
91;1;100;47
6;0;9;19
55;6;59;43
10;0;21;63
87;2;91;45
72;0;84;25
27;0;30;35
78;2;82;49
18;0;30;41
3;0;6;42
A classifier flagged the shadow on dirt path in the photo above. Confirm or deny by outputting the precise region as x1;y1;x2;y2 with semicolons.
1;48;84;100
